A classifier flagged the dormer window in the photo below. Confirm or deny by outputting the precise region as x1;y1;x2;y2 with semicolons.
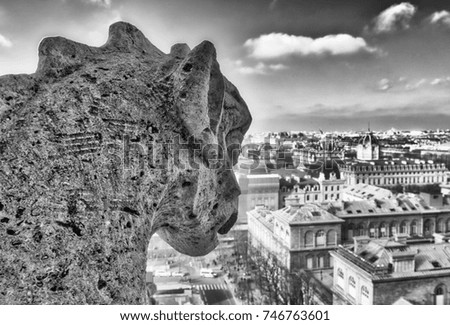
432;261;442;268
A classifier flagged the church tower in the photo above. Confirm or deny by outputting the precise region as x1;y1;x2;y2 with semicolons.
356;125;380;161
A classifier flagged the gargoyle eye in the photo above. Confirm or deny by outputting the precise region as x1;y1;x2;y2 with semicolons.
182;181;192;188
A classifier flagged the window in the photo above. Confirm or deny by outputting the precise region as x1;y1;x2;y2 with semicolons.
400;221;408;234
379;223;387;237
390;222;398;236
337;268;345;288
317;255;325;268
305;231;314;247
357;224;365;236
432;261;442;268
410;221;418;236
437;219;445;233
435;285;447;305
349;276;356;298
361;285;370;304
369;223;377;238
349;276;356;287
424;219;433;236
306;256;314;269
316;230;325;246
347;224;354;241
327;229;336;246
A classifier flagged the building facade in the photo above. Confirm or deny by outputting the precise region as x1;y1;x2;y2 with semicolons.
280;172;345;208
340;159;448;187
328;194;450;243
236;173;280;224
248;204;344;272
331;237;450;305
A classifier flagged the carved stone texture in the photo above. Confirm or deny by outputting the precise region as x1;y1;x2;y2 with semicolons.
0;22;251;304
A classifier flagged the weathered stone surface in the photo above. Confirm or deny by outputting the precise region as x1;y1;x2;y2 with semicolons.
0;22;251;304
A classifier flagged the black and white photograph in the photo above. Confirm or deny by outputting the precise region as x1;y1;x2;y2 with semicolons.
1;0;450;319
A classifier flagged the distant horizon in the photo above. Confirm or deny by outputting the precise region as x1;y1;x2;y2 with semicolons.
246;126;450;134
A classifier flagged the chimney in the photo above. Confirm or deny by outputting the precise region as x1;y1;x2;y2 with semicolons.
433;233;450;244
353;236;371;253
394;234;408;245
389;250;416;273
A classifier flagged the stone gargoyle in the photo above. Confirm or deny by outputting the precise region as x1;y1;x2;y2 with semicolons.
0;22;251;304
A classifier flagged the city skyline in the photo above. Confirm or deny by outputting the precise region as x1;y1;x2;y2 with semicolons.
1;0;450;132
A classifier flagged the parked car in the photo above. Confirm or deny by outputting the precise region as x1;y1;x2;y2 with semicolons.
172;271;189;277
200;268;217;278
179;275;191;283
154;270;171;277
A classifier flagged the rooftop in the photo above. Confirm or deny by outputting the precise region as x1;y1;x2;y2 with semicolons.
358;132;379;146
248;207;275;232
279;176;319;189
275;204;344;225
335;238;450;280
343;184;393;201
343;158;446;168
329;194;433;217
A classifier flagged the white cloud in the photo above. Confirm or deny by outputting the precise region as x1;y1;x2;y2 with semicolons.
244;33;378;59
430;10;450;26
235;61;287;75
84;0;112;8
377;76;450;92
378;78;392;91
0;33;12;48
430;77;450;86
268;63;287;71
372;2;417;34
405;78;427;90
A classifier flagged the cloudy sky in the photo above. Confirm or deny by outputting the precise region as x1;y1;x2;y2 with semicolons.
1;0;450;132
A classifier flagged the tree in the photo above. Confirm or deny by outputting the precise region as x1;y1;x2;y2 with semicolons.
247;244;316;305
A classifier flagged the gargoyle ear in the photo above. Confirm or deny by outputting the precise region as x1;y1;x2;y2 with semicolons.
36;37;94;78
173;41;225;140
